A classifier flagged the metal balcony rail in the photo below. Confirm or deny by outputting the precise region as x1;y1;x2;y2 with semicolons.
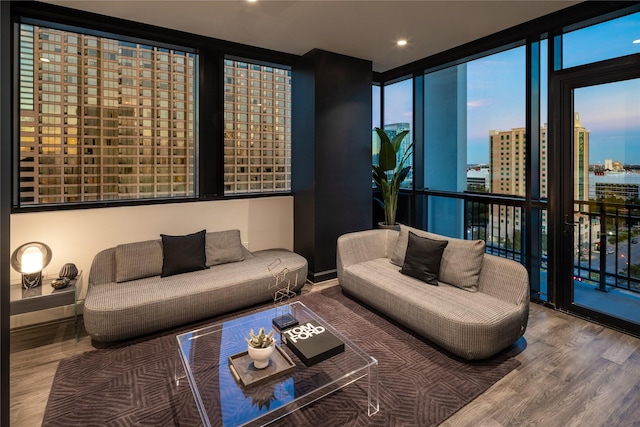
573;200;640;294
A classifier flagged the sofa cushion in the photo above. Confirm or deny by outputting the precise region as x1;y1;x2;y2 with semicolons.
115;240;163;283
206;230;245;266
439;236;485;292
400;231;448;285
391;225;485;292
161;230;208;277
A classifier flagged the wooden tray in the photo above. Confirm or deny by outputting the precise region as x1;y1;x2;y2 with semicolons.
228;346;296;387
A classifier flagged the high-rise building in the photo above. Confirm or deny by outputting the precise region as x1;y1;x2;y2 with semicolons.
488;113;589;239
489;126;527;197
223;60;292;194
573;112;590;203
19;24;197;205
377;122;412;187
383;122;412;157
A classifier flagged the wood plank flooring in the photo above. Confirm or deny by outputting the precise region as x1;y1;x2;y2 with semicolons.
10;281;640;426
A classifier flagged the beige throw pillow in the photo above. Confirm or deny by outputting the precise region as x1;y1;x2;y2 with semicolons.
205;229;245;266
115;240;163;283
390;225;485;292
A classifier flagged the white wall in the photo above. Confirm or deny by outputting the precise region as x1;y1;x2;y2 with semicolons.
9;196;294;328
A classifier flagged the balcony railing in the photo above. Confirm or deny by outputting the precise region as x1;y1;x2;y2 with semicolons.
573;200;640;294
415;189;527;264
466;199;523;263
410;190;640;301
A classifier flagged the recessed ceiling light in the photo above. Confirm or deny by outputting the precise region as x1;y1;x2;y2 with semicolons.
247;0;258;3
397;40;407;47
633;39;640;44
39;57;50;62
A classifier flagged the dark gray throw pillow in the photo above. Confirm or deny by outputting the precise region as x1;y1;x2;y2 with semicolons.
161;230;208;277
400;231;448;285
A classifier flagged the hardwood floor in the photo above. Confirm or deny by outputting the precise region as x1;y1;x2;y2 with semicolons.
10;281;640;426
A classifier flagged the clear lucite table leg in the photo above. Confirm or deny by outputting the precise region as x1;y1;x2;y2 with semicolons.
368;357;379;416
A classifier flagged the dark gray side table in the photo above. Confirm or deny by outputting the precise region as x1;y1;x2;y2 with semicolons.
10;271;83;342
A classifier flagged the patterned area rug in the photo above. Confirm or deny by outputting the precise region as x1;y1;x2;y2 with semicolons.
43;286;520;426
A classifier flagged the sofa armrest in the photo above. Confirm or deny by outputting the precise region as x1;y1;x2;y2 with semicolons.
337;229;398;279
88;247;117;287
478;254;529;307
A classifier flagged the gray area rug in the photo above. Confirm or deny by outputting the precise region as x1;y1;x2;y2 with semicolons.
43;286;520;426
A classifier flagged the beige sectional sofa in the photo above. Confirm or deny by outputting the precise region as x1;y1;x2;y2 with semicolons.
84;230;308;342
337;225;529;360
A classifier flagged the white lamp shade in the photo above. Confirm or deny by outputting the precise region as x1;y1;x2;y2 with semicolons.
11;242;52;275
21;246;44;274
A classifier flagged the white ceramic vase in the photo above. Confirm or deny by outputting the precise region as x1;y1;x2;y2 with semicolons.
247;344;275;369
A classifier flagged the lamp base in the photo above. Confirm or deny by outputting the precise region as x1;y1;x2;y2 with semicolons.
22;272;42;289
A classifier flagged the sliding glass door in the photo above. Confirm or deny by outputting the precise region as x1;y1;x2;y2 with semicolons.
559;73;640;333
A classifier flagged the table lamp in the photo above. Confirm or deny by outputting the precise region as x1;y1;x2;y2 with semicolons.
10;242;52;289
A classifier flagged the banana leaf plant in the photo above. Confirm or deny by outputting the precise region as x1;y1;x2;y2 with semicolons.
372;127;414;226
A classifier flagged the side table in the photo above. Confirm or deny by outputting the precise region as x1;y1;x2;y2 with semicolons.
10;271;83;342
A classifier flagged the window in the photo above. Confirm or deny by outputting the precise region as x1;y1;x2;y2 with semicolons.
223;59;291;194
372;84;381;168
383;79;413;189
17;23;198;206
424;45;526;197
560;10;640;69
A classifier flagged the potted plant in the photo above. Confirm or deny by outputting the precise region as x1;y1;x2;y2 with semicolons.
245;327;276;369
372;127;414;227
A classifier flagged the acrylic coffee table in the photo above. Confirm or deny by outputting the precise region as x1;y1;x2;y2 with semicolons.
175;301;378;426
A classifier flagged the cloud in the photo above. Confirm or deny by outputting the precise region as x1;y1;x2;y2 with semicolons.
467;99;488;108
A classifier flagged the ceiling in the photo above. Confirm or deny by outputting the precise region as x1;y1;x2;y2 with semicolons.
44;0;581;72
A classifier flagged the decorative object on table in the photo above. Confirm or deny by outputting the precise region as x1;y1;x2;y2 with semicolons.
281;320;344;367
245;327;276;369
51;277;71;290
267;258;298;330
10;242;53;289
372;127;414;227
228;345;296;387
59;263;78;279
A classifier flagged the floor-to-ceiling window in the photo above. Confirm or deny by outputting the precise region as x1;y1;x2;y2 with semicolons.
422;45;529;247
383;78;413;189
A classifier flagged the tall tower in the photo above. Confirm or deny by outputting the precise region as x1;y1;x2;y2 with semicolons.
18;24;196;205
489;127;526;197
574;112;590;202
383;122;412;157
488;116;589;242
488;126;526;242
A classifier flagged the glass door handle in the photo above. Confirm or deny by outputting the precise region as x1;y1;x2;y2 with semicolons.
564;215;576;227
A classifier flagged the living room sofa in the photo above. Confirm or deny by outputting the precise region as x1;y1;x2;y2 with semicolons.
337;225;529;360
84;230;308;342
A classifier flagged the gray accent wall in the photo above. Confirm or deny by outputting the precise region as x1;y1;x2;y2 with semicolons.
292;49;373;282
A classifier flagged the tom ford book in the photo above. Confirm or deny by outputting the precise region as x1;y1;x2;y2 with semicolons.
281;320;344;367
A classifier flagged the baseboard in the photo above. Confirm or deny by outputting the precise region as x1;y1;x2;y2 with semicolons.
307;269;337;283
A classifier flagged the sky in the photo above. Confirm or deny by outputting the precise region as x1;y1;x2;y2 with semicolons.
375;10;640;166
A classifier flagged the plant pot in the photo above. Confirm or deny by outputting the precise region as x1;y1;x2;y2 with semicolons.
377;222;401;231
247;344;275;369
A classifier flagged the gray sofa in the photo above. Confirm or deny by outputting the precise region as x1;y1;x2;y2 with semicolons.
84;230;308;342
337;225;529;360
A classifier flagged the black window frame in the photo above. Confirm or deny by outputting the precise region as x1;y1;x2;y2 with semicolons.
10;1;298;213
